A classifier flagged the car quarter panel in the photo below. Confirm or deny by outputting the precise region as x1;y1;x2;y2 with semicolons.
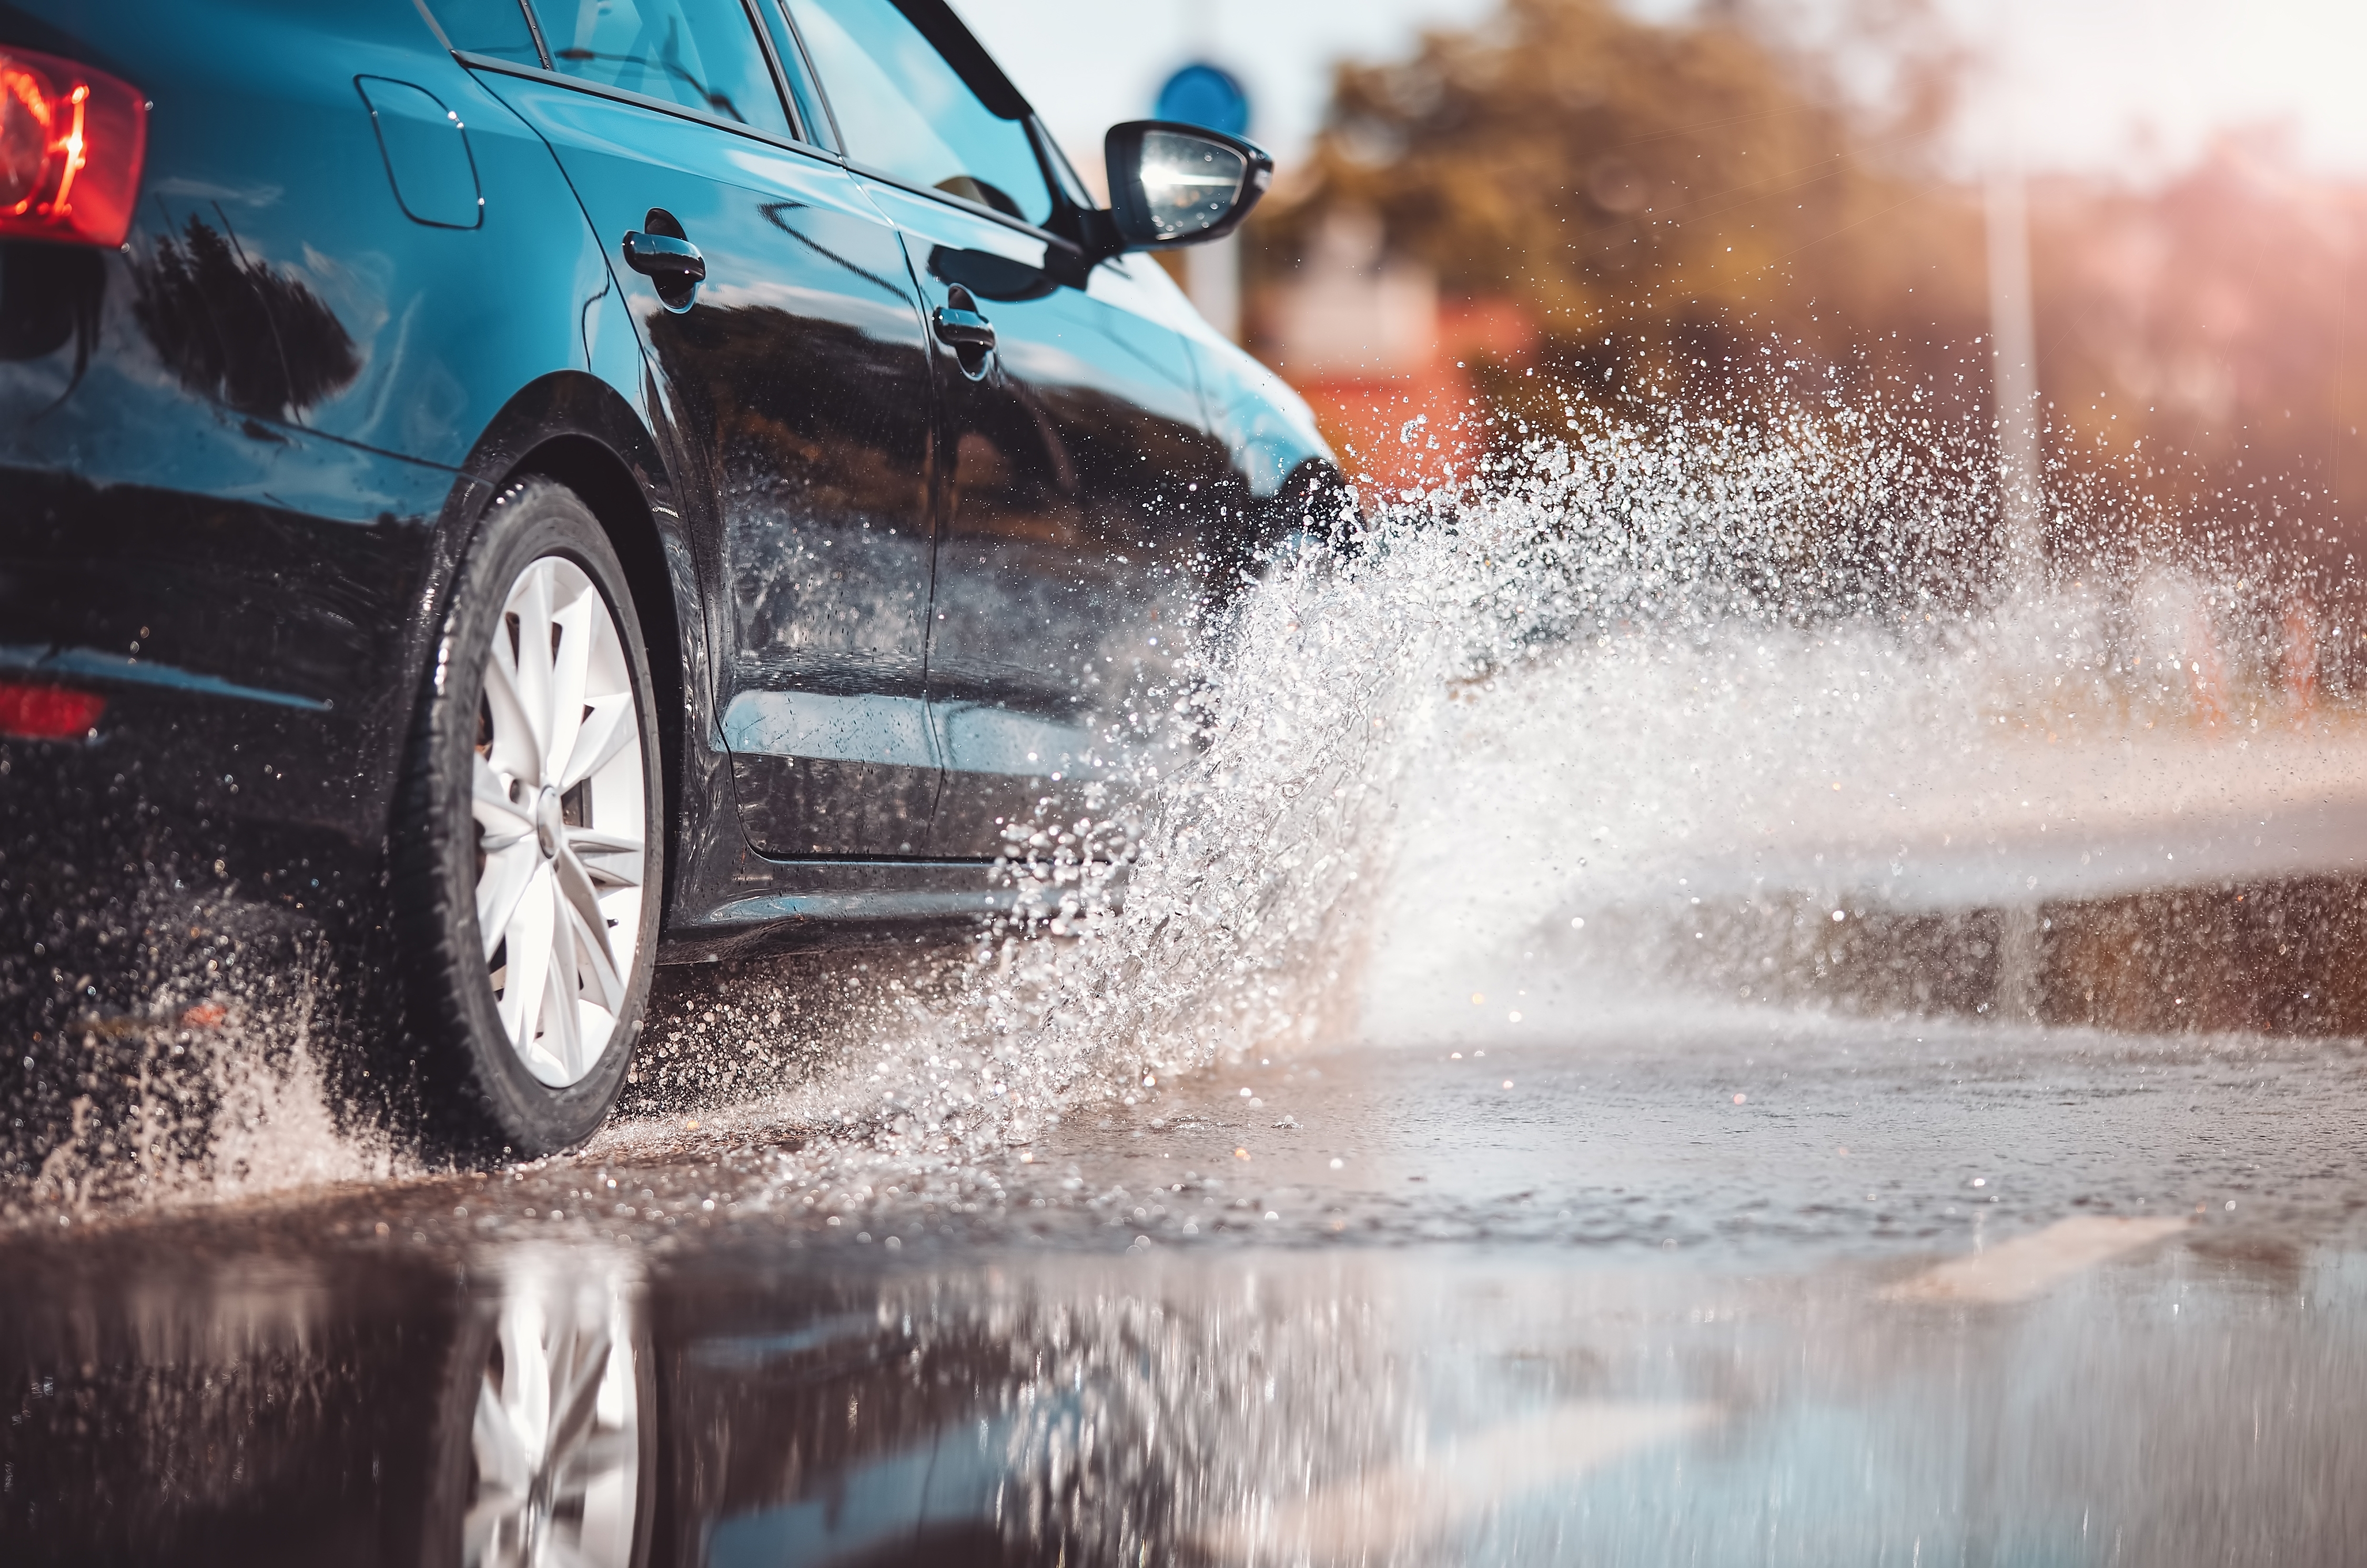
1;0;640;824
0;0;686;1059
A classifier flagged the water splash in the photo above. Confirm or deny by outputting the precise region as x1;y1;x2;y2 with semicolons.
8;924;396;1224
17;369;2358;1214
705;372;2364;1157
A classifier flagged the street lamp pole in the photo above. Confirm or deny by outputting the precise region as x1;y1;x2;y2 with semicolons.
1186;233;1243;342
1985;4;2042;582
1987;168;2043;580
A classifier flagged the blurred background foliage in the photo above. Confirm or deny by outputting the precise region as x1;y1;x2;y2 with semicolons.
1243;0;2367;577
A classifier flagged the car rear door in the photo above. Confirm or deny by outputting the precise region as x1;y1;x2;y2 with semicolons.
781;0;1230;857
472;0;944;858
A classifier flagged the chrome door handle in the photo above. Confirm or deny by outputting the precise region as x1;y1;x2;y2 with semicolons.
621;230;706;284
932;301;995;351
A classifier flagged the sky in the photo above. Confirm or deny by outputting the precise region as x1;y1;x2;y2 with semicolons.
953;0;2367;186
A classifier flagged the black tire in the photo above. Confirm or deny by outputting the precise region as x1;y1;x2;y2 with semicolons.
393;479;663;1158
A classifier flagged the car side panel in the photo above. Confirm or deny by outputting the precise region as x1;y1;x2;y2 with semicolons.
0;1;692;1061
1;0;642;820
4;0;609;470
861;187;1236;858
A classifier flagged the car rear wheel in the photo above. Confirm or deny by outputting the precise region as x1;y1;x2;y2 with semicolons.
395;480;661;1157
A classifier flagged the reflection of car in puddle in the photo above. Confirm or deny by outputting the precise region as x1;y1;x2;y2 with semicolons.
462;1261;648;1568
0;1243;1132;1567
651;1292;1093;1566
6;1216;2365;1565
0;1243;653;1568
1;1242;1186;1566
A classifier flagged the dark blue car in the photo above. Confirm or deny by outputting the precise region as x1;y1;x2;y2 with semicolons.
0;0;1339;1154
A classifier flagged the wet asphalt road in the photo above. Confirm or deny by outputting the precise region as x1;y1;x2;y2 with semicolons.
7;989;2366;1566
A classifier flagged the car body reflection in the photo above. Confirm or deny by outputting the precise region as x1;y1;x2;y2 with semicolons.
0;1242;651;1568
11;891;2367;1565
1;1238;1167;1567
7;1200;2367;1567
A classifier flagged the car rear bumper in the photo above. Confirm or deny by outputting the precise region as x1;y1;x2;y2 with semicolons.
1;454;455;1120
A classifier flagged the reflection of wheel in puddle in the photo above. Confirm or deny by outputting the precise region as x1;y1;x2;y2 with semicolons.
464;1272;646;1567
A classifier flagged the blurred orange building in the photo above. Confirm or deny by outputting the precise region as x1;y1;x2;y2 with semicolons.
1255;207;1537;501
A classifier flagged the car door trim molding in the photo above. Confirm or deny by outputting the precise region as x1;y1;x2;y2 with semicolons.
454;52;844;167
842;158;1086;259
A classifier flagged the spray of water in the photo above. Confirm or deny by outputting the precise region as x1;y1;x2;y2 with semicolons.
14;366;2355;1218
6;918;397;1224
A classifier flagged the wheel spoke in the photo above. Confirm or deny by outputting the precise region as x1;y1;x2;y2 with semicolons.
565;826;645;889
542;1329;615;1479
477;844;541;961
543;921;584;1076
555;852;628;1014
558;693;636;791
564;896;629;1018
496;863;556;1050
472;754;534;850
545;582;597;789
481;641;541;789
472;1378;534;1497
460;1495;518;1568
511;560;557;784
563;1424;640;1488
501;1301;554;1453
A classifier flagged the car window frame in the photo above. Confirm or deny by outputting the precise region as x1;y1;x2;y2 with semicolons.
1033;119;1095;213
452;0;840;158
753;0;843;154
770;0;1090;259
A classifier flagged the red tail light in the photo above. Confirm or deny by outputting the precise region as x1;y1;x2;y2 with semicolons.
0;682;106;739
0;47;146;247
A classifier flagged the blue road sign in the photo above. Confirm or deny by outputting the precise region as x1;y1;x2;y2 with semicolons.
1154;62;1251;139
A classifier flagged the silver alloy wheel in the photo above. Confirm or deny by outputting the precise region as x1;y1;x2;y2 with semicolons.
471;554;648;1088
465;1273;642;1568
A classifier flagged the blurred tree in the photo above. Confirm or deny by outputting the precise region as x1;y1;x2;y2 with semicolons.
2029;134;2367;577
1253;0;2367;603
1251;0;1989;424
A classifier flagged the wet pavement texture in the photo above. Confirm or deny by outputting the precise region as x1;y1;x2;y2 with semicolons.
8;994;2367;1566
17;687;2367;1565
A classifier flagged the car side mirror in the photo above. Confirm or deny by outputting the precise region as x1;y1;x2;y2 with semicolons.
1101;120;1272;252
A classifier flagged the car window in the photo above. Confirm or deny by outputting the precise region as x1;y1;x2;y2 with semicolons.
527;0;793;137
423;0;545;66
782;0;1053;226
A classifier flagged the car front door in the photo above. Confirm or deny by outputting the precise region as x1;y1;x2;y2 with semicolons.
478;0;943;860
782;0;1230;858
